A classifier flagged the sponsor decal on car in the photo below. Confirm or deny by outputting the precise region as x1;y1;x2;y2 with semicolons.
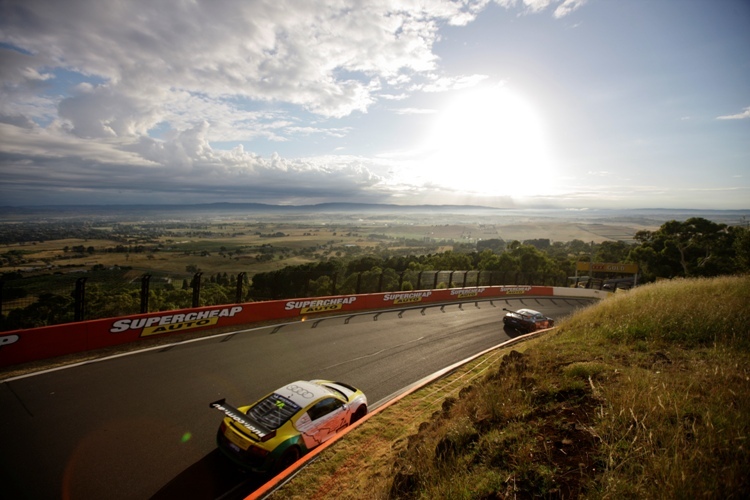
284;297;357;315
109;306;243;337
450;287;486;299
500;285;532;295
383;291;432;304
210;399;268;439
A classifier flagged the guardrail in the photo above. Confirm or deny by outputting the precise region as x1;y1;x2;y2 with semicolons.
0;286;609;368
1;269;571;330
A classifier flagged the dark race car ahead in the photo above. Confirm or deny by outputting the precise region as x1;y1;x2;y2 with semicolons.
502;308;555;333
210;379;367;474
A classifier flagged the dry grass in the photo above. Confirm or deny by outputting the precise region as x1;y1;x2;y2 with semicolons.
275;276;750;499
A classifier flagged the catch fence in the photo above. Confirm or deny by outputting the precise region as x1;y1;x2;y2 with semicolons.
1;268;575;331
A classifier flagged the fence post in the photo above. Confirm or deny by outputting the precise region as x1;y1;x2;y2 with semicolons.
433;272;439;289
399;271;404;290
378;272;384;293
74;277;87;322
417;271;423;290
236;272;246;303
477;271;481;286
303;272;310;296
448;271;455;288
462;271;468;288
140;274;151;314
191;272;202;308
331;273;337;295
356;273;362;294
0;280;3;317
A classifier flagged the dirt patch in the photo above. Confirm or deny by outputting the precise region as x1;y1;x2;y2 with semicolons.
388;350;602;499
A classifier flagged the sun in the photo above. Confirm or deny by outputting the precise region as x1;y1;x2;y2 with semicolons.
419;86;556;198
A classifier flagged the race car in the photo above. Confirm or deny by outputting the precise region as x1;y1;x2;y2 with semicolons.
211;379;367;474
502;308;555;333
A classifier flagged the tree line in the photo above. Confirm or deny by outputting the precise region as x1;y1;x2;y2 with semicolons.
1;217;747;331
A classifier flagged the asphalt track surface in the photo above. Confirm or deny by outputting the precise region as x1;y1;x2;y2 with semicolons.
0;296;595;499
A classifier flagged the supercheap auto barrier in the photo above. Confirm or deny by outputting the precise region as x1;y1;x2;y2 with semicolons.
0;285;570;367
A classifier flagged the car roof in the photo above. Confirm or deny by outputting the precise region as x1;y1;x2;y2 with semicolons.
272;380;337;408
517;309;542;315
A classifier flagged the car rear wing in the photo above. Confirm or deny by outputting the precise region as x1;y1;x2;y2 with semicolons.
210;398;269;439
503;308;530;317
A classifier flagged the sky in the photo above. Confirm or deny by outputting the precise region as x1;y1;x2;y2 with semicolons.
0;0;748;210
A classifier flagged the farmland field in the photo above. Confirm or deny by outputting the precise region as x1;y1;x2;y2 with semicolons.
2;204;746;280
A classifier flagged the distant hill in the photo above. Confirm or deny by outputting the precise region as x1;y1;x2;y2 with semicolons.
1;202;497;215
1;202;748;226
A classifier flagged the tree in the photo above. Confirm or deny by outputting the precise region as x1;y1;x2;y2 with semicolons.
308;275;334;296
476;238;505;252
629;217;737;279
595;241;633;264
425;251;472;270
347;256;383;274
522;239;551;250
200;283;230;306
1;293;73;329
476;249;500;270
567;239;591;255
86;285;138;319
732;226;750;272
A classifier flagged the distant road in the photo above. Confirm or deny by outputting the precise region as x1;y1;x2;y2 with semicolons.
0;296;594;499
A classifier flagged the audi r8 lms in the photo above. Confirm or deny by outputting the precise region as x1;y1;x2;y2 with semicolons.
211;380;367;474
502;308;555;333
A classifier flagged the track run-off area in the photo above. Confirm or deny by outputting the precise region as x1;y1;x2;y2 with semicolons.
0;296;596;499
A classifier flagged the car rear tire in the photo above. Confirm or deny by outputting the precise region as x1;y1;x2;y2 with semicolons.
275;446;300;473
350;405;367;424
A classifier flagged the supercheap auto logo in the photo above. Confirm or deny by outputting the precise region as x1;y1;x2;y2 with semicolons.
285;297;357;315
0;334;20;349
450;287;486;299
383;291;432;304
110;306;243;337
500;286;532;295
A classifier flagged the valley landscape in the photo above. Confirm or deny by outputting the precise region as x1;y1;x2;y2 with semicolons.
3;204;747;279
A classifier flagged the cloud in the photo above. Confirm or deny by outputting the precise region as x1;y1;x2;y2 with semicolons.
554;0;588;18
0;121;392;205
420;74;489;93
392;108;438;115
716;106;750;120
0;0;588;206
492;0;586;18
1;0;473;123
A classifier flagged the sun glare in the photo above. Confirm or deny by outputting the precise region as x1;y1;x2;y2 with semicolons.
420;86;556;198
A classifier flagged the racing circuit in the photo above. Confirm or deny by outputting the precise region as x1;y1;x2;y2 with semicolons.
0;296;596;499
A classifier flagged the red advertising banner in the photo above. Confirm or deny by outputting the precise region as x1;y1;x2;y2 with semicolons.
0;286;553;368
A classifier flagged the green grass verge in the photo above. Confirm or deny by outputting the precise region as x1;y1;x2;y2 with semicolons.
275;276;750;499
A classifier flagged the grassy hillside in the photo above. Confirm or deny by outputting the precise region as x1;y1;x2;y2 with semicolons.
276;276;750;499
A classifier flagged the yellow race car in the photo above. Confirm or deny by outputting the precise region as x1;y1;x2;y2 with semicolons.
210;379;367;474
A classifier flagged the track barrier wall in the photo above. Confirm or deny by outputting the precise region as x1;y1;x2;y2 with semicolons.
0;285;607;368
